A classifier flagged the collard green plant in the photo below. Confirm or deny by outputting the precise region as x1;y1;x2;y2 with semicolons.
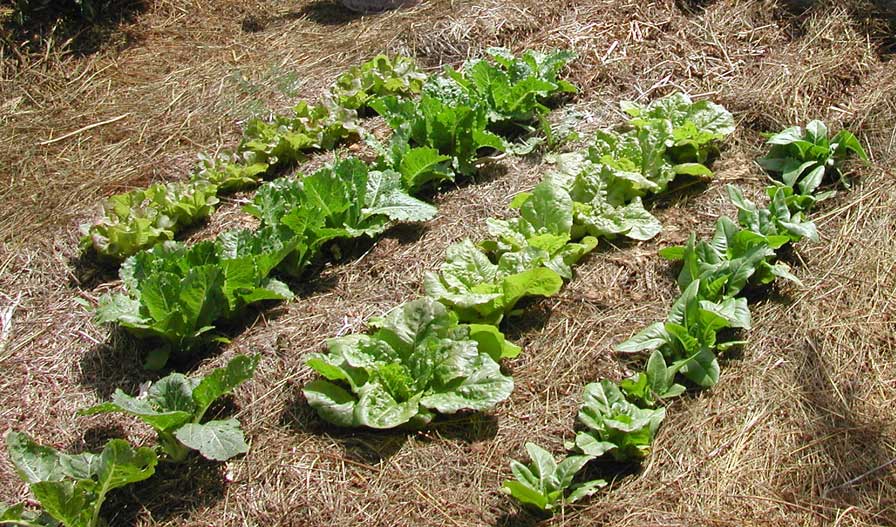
330;54;427;111
567;380;666;461
616;280;751;388
80;354;258;462
759;120;867;194
502;443;605;513
303;297;515;429
95;233;294;368
79;180;219;261
4;432;157;527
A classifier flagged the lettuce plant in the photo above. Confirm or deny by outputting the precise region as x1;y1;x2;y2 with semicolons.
423;240;565;325
241;100;359;167
622;91;735;165
95;232;294;368
79;180;219;261
567;380;666;461
80;354;258;463
502;443;605;513
4;432;157;527
330;54;427;111
759;120;867;194
303;297;515;429
618;350;686;407
436;48;577;128
192;150;270;193
616;279;751;388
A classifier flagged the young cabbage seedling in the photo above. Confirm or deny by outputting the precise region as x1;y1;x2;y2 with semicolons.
502;442;605;513
80;354;259;463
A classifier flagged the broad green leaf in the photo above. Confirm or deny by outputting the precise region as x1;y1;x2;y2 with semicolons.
192;354;260;420
174;419;249;462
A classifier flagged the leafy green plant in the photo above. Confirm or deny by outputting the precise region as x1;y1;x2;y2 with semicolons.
192;151;269;193
659;216;799;302
79;180;219;261
618;350;686;407
330;54;427;111
370;93;506;177
437;48;577;128
79;354;258;463
303;297;515;429
545;153;662;241
616;279;751;387
95;232;294;368
423;240;565;325
502;443;605;513
759;120;867;194
368;131;454;194
4;432;157;527
567;380;666;461
240;100;359;167
622;91;735;165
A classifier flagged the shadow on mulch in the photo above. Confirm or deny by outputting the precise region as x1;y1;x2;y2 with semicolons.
1;0;147;57
104;457;229;526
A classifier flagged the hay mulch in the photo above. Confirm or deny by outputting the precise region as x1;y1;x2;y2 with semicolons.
1;0;895;525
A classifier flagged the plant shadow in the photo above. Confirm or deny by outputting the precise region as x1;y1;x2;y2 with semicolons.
1;0;147;57
292;1;367;26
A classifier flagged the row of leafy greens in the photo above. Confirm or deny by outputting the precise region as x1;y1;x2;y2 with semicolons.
80;54;430;261
503;120;866;514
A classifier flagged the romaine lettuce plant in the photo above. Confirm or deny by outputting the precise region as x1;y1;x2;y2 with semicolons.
370;93;506;177
616;279;751;387
567;380;666;461
759;120;867;194
423;240;564;325
502;443;605;513
4;432;157;527
80;354;258;462
303;297;515;429
622;91;735;165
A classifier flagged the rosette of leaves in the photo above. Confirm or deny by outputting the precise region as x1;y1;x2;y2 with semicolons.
436;47;577;129
659;216;800;303
621;91;735;166
758;120;867;195
94;230;295;368
368;129;453;194
370;93;506;177
567;380;666;462
617;350;686;407
241;100;359;167
79;180;219;261
727;184;818;243
3;432;157;527
192;150;270;193
80;355;259;463
330;54;427;112
303;297;515;429
545;153;662;241
502;443;605;513
244;158;438;276
616;279;752;388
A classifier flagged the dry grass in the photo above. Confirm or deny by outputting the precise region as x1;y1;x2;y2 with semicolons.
1;0;896;526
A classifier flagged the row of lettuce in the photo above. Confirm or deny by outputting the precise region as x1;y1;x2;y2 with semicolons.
80;49;583;264
0;48;582;527
501;121;867;513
